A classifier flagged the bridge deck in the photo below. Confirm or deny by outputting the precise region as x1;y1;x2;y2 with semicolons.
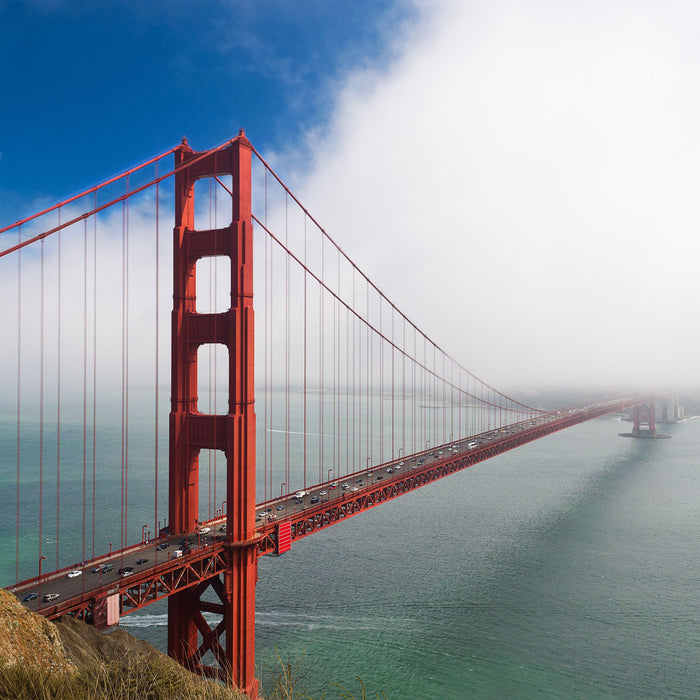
8;399;637;623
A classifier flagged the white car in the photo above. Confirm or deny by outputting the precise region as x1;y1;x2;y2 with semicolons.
198;526;211;534
66;570;82;579
173;549;183;558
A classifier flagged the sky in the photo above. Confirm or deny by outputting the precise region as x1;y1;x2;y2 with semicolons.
2;0;700;396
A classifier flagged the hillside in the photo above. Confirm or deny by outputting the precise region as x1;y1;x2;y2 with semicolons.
0;589;246;699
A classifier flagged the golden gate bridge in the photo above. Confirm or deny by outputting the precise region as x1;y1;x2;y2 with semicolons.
0;131;644;696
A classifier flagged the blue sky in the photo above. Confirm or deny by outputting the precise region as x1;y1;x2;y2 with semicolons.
0;0;415;222
3;0;700;390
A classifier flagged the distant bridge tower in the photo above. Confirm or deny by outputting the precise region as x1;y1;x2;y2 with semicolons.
632;402;657;435
620;397;671;439
168;132;258;696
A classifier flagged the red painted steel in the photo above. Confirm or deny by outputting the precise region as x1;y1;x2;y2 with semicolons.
632;401;657;434
168;132;258;696
276;522;292;555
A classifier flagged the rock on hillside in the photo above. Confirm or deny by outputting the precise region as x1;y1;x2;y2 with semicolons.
0;588;74;673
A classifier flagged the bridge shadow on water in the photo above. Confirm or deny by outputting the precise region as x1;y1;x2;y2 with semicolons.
251;416;697;699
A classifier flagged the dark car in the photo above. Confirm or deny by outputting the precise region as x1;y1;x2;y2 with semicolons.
23;592;38;602
157;543;169;550
118;566;134;576
101;564;113;573
135;558;148;565
310;495;320;504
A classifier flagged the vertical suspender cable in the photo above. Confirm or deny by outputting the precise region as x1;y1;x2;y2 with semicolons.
154;166;160;534
285;194;290;488
319;237;324;483
333;251;337;478
379;297;383;463
15;227;21;583
121;189;126;551
125;178;130;546
352;269;356;475
303;214;307;489
92;193;97;559
39;237;44;580
56;211;62;569
270;199;275;498
263;170;269;501
82;217;88;566
391;308;395;458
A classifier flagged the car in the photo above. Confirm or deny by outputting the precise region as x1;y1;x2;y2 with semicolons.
91;565;102;573
351;487;359;491
198;526;211;534
23;592;38;602
43;593;59;602
119;566;134;575
219;525;227;531
386;468;393;473
276;505;284;511
329;483;337;489
101;564;113;573
294;498;303;504
157;542;169;550
310;496;320;504
173;549;183;558
467;441;477;449
398;461;404;467
66;570;82;579
319;490;327;496
294;490;307;498
341;483;350;489
136;558;148;565
376;475;383;480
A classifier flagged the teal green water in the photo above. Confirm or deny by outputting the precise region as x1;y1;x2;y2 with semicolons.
126;416;698;698
3;413;699;698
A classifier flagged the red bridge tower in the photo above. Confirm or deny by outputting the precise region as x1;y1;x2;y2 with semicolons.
168;132;258;696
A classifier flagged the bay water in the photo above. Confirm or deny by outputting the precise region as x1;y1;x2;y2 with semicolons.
2;406;698;698
124;414;699;699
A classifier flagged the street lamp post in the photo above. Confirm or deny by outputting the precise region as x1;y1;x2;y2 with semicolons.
142;524;149;545
38;555;46;605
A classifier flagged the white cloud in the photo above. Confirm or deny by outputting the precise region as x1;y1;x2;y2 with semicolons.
284;0;700;392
